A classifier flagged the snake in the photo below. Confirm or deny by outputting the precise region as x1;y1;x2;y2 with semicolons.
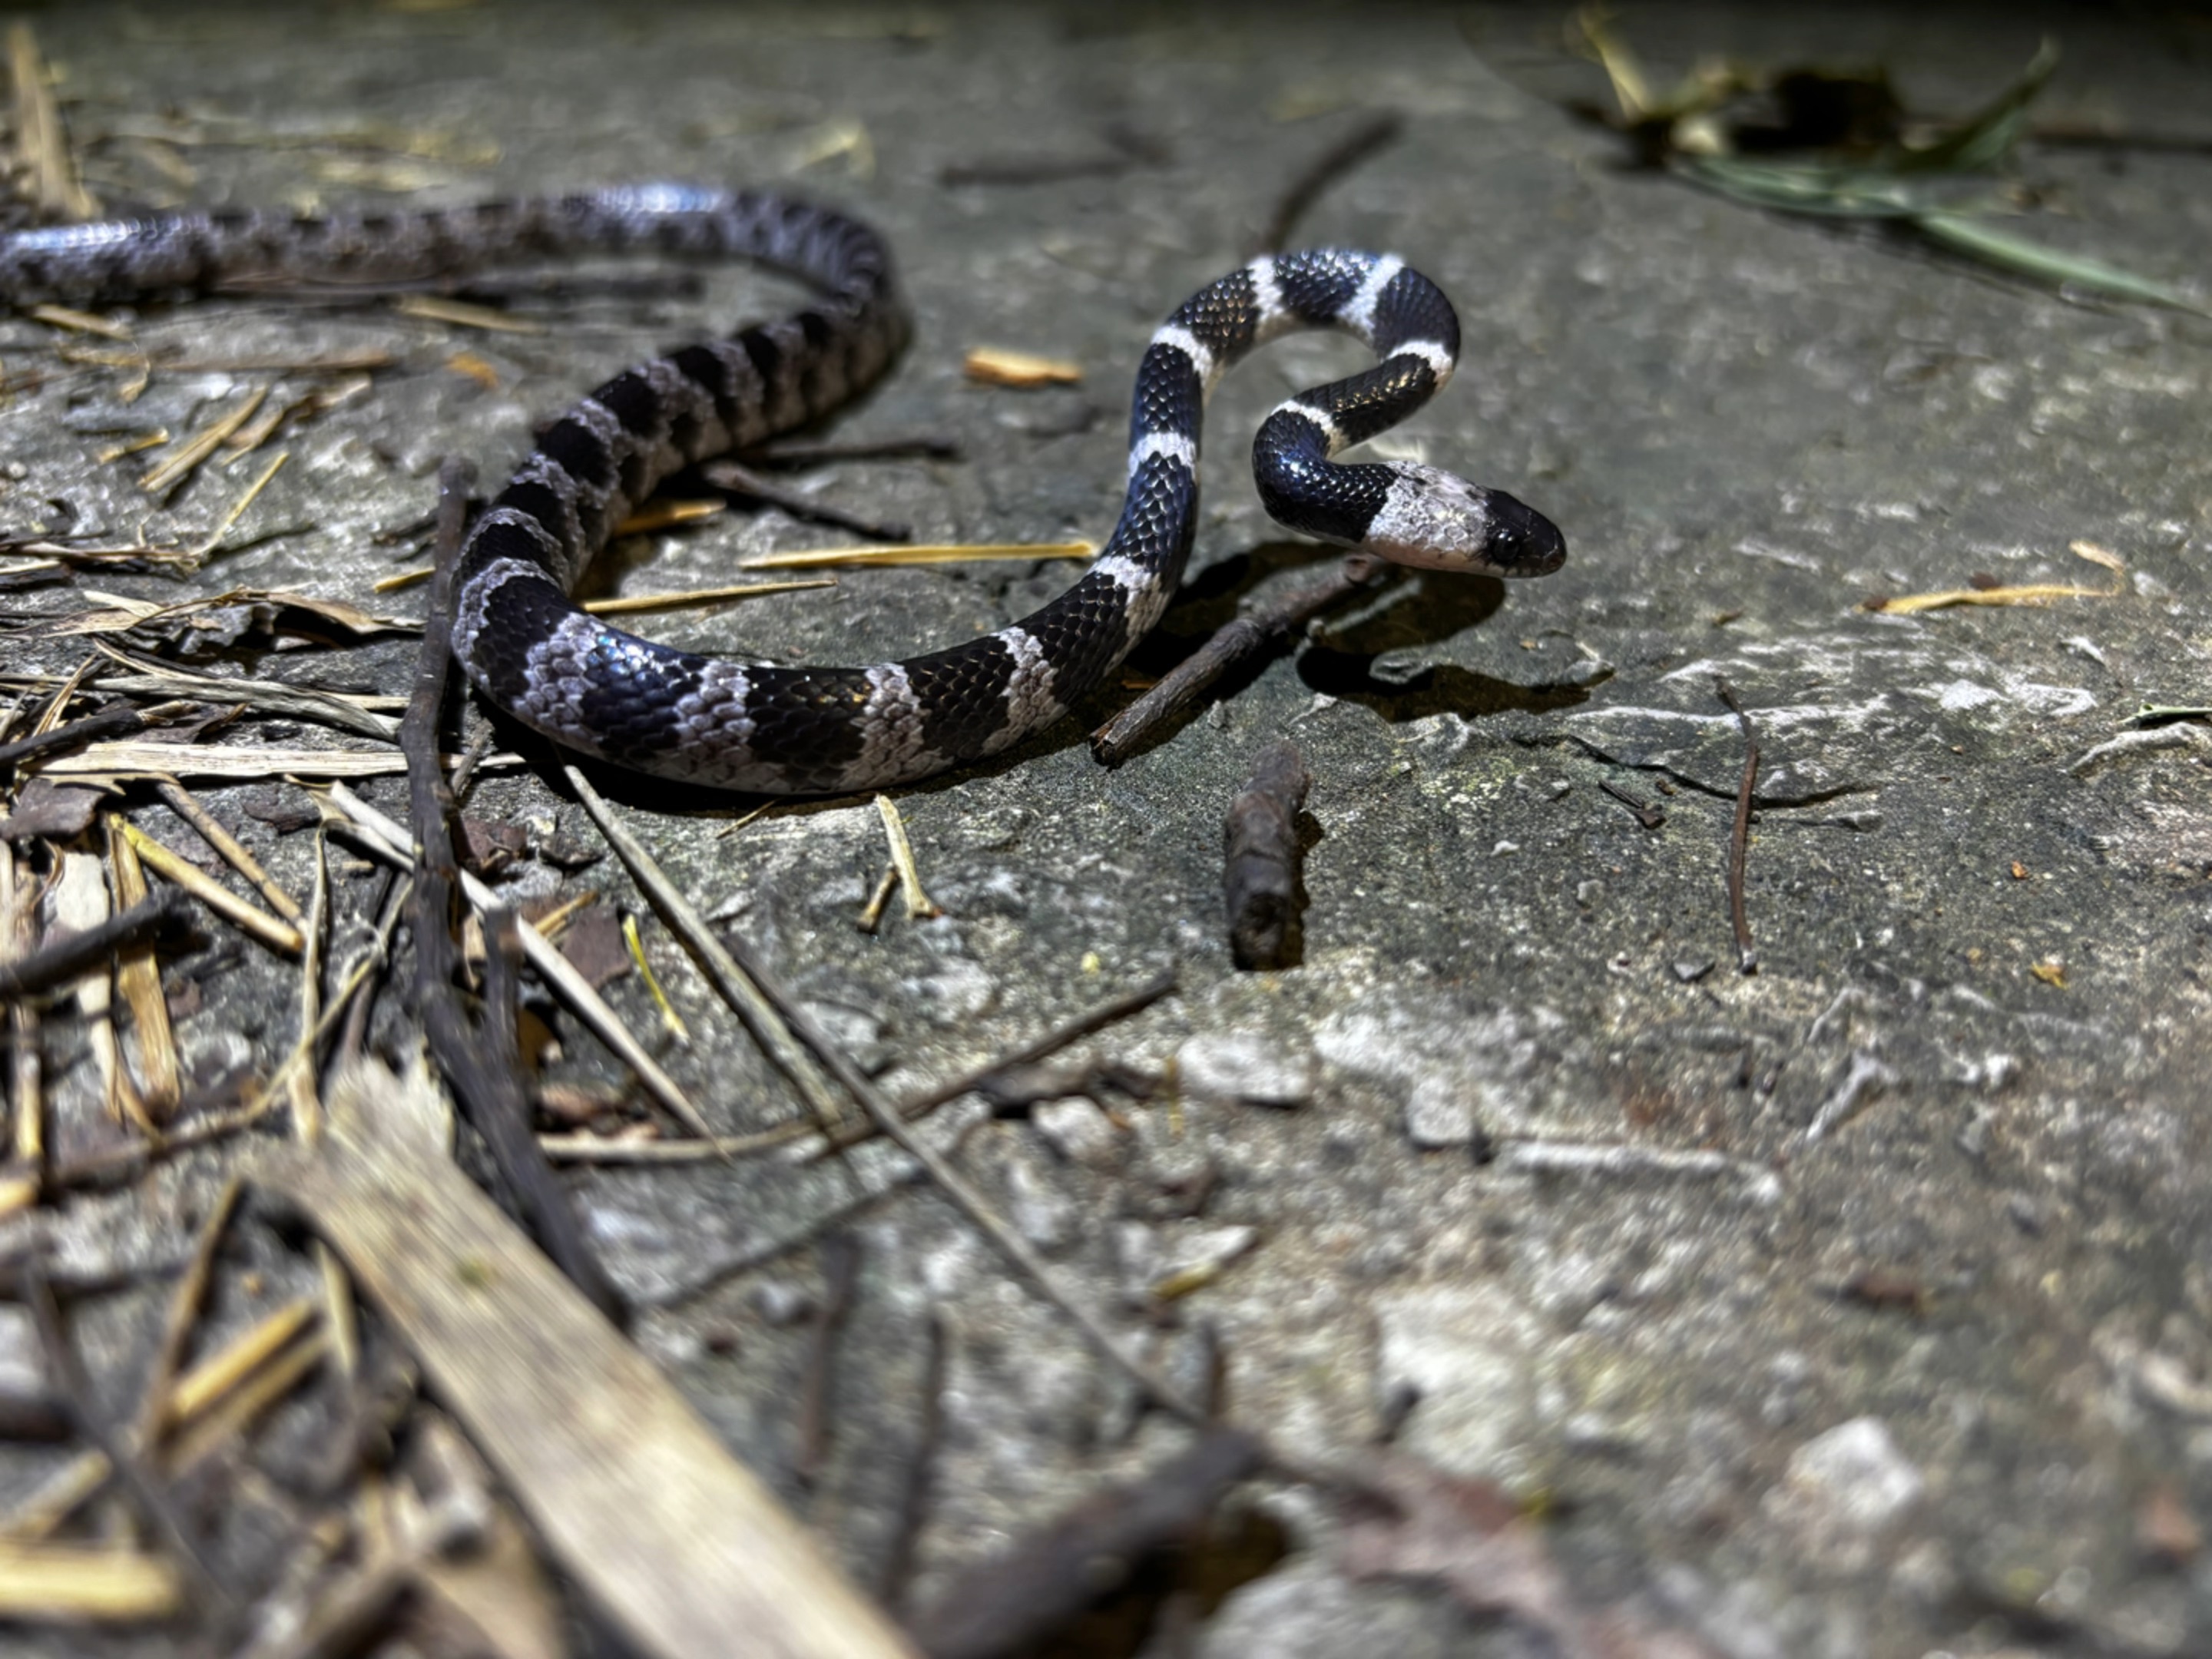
2;184;1567;794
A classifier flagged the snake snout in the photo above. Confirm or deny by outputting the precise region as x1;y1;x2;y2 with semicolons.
1362;464;1568;578
1482;488;1568;578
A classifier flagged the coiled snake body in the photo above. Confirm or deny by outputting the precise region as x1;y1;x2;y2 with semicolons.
2;185;1566;794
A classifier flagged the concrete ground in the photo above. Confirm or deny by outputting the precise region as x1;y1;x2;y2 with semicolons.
4;3;2211;1655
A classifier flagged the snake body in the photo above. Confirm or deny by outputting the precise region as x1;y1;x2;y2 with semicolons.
2;185;1565;794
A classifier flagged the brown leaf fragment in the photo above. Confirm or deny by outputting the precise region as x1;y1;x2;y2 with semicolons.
557;904;631;992
1836;1266;1928;1315
909;1428;1263;1659
241;791;321;834
529;824;602;872
1339;1459;1719;1659
2139;1484;2202;1566
0;780;103;841
461;815;528;875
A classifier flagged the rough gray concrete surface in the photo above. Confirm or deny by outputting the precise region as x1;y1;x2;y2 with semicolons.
3;3;2211;1655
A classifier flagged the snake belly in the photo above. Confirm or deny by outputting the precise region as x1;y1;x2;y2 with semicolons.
1;184;1565;795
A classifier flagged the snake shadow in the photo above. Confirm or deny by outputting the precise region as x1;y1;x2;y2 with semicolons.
1085;539;1593;769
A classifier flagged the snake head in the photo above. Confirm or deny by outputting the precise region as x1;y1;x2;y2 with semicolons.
1363;463;1567;578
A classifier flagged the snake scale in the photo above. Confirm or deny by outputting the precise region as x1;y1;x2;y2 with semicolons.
2;184;1567;794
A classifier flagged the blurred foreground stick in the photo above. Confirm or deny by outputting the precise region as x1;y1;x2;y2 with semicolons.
256;1060;918;1659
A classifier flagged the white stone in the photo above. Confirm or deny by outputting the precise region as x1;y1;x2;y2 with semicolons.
1374;1286;1544;1482
1773;1416;1925;1571
1177;1033;1315;1108
1031;1096;1121;1167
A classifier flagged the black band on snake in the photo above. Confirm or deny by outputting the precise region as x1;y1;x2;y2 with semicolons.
2;184;1567;795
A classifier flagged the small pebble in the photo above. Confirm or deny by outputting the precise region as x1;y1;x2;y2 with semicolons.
1177;1032;1316;1108
1031;1096;1121;1167
1777;1416;1924;1570
1404;1075;1485;1151
749;1280;814;1327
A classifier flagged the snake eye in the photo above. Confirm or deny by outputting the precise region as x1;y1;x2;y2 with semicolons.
1482;491;1568;577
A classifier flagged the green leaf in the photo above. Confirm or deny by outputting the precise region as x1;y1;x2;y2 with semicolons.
1916;212;2207;313
1676;155;1927;218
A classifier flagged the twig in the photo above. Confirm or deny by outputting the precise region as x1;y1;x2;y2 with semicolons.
0;889;191;1002
1714;677;1759;973
742;435;962;469
153;777;306;922
1223;742;1309;971
581;577;837;617
116;820;305;957
876;1307;946;1614
323;783;716;1141
856;864;900;935
812;970;1177;1159
874;794;942;922
1;851;41;1206
133;1179;243;1449
793;1233;862;1490
21;1260;237;1624
1091;554;1386;765
559;771;1206;1424
740;541;1088;571
563;766;857;1137
0;704;144;771
1253;112;1404;255
698;458;911;543
1598;780;1664;829
400;458;622;1325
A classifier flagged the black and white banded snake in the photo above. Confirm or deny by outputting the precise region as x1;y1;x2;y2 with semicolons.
1;184;1567;793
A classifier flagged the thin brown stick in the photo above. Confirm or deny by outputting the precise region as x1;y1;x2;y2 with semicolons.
323;783;714;1141
875;1307;947;1614
1598;779;1664;830
1224;741;1309;971
561;770;1204;1424
0;704;144;770
1253;112;1404;255
793;1233;862;1491
0;889;190;1002
1091;554;1385;765
22;1260;236;1624
402;459;622;1323
1;851;41;1207
916;972;1178;1116
130;1180;245;1469
1714;677;1760;974
561;766;853;1136
741;435;962;469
